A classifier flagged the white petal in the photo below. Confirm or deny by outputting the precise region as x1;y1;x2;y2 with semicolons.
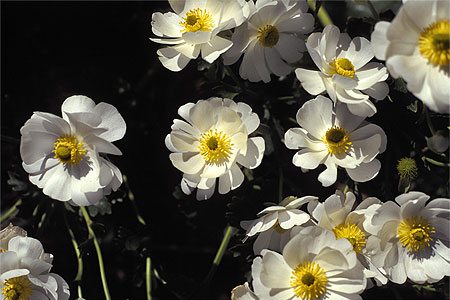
318;159;337;187
169;152;204;174
295;68;326;95
278;210;310;229
93;102;127;142
274;33;305;63
8;237;43;260
296;96;333;139
201;35;233;63
346;159;381;183
151;12;183;38
259;250;293;288
156;46;192;72
265;47;291;77
292;148;327;169
341;37;374;70
370;21;390;60
236;137;265;169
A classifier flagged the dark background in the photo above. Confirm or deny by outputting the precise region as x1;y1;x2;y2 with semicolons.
1;1;448;300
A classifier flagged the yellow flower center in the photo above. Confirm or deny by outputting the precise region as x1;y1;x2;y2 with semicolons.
322;126;352;155
198;129;232;165
418;19;449;67
329;58;356;78
398;216;435;252
257;25;279;48
1;276;33;300
290;261;327;300
333;223;367;254
53;134;86;166
180;8;214;33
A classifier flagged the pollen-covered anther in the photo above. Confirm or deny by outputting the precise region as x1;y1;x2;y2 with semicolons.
418;19;449;67
180;8;214;33
257;24;279;48
329;58;356;78
198;129;232;165
290;261;327;300
322;126;352;155
53;134;86;166
398;216;436;252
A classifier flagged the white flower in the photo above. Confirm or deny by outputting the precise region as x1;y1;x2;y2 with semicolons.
151;0;249;71
296;24;389;117
20;95;126;206
364;191;450;284
165;97;265;200
371;0;449;113
251;226;367;300
0;236;70;300
284;95;387;187
240;196;316;254
305;190;387;285
223;0;314;83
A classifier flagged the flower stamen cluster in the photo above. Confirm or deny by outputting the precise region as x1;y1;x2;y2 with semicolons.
290;261;327;300
397;216;435;252
418;19;449;67
1;276;33;300
179;8;214;33
53;134;86;166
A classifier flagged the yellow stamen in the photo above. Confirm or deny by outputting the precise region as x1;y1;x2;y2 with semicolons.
179;8;214;33
418;19;449;67
198;129;232;165
257;25;279;48
1;276;33;300
290;261;327;300
329;58;356;78
53;134;86;166
398;216;435;252
333;223;367;254
322;126;352;155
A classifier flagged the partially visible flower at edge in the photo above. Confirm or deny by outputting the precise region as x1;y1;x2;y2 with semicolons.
370;0;450;113
151;0;249;71
223;0;314;82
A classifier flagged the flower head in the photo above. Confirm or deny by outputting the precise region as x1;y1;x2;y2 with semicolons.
371;0;450;113
20;95;126;206
150;0;249;71
284;95;387;187
223;0;314;82
251;226;367;300
296;24;389;117
0;226;70;300
364;192;450;284
397;157;418;180
165;98;265;200
240;196;316;254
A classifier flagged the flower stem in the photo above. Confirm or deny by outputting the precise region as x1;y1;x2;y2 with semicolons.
0;199;22;223
365;0;379;21
80;206;111;300
63;204;84;283
307;0;333;26
146;257;152;300
123;175;146;226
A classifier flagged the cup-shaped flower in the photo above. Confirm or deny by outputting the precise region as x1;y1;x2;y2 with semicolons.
166;97;265;200
371;0;449;113
284;95;387;187
296;24;389;117
223;0;314;83
305;190;387;285
20;95;126;206
240;196;316;254
364;192;450;284
150;0;249;71
251;226;367;300
1;233;69;300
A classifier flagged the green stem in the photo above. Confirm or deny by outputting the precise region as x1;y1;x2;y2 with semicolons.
80;206;111;300
146;257;152;300
1;199;22;223
212;225;235;265
123;175;146;226
365;0;379;21
424;106;436;135
307;0;333;26
63;204;84;282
